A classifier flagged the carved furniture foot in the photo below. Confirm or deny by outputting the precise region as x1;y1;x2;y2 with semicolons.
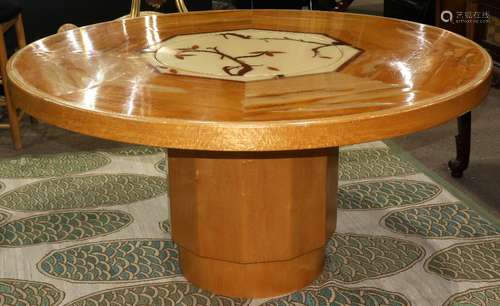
449;112;472;178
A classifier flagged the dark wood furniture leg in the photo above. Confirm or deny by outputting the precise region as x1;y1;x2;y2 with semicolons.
449;112;471;178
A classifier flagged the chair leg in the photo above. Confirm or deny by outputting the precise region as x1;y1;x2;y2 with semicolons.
14;14;31;128
15;14;27;48
0;23;22;150
448;112;471;178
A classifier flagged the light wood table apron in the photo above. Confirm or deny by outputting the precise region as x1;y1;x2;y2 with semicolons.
7;10;492;298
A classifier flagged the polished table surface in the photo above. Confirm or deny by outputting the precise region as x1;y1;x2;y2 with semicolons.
7;10;492;298
7;10;492;152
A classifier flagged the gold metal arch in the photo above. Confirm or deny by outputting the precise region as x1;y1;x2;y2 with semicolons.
130;0;188;18
175;0;189;13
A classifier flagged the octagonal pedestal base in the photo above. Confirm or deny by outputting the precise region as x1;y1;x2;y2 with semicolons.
168;148;339;298
179;246;325;298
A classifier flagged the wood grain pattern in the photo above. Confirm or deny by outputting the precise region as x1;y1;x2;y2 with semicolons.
6;10;492;151
168;148;338;297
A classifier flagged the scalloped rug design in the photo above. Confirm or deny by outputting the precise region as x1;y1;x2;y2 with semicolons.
0;142;498;306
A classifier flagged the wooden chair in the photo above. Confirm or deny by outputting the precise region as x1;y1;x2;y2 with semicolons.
0;0;25;150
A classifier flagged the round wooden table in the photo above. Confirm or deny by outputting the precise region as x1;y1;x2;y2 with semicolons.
7;10;492;298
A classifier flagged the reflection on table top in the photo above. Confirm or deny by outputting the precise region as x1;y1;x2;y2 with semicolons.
7;10;492;151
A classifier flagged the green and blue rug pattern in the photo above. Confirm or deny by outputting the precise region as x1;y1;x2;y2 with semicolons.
338;148;417;181
160;219;171;233
0;210;132;247
443;285;500;306
425;240;500;282
0;174;166;212
324;233;425;284
0;142;498;306
0;279;65;306
155;159;167;174
106;146;164;157
338;179;442;210
262;282;410;306
382;203;500;239
0;210;9;224
0;152;111;179
65;282;248;306
38;239;181;283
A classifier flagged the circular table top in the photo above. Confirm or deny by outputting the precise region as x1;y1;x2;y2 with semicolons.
7;10;492;151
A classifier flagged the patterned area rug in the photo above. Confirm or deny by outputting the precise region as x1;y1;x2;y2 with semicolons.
0;141;498;306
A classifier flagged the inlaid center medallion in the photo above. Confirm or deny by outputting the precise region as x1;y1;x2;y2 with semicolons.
143;29;362;81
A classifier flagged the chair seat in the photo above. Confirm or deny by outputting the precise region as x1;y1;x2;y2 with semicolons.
0;0;21;23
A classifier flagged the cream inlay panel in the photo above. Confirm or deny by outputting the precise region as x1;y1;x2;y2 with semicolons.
143;29;362;81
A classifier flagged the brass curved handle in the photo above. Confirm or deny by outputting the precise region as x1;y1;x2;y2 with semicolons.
130;0;141;18
175;0;189;12
130;0;188;18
